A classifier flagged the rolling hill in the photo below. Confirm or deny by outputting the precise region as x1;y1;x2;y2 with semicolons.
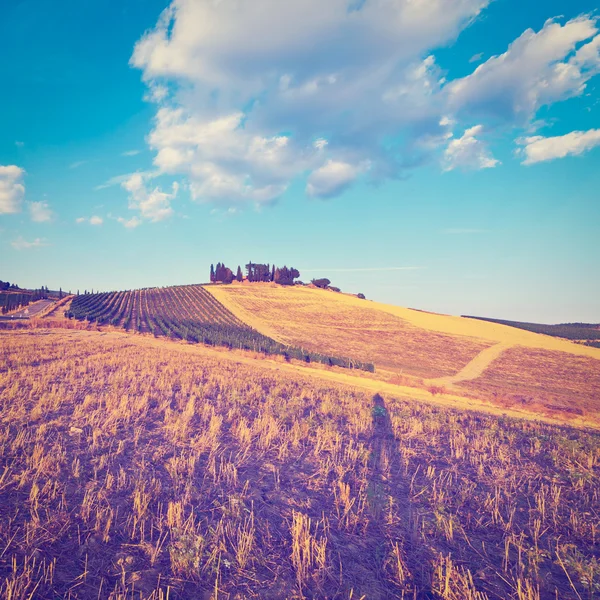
205;283;600;420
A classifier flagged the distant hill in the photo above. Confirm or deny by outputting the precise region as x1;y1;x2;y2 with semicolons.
463;315;600;348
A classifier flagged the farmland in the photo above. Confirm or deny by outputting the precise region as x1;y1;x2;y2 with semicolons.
65;285;374;371
205;284;600;420
459;346;600;415
207;284;494;379
1;329;600;599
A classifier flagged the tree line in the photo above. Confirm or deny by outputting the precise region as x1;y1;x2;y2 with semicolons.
210;262;300;285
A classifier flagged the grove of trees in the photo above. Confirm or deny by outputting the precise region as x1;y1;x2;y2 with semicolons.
210;262;300;285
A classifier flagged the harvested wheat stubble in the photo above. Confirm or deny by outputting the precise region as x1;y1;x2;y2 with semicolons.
1;329;599;599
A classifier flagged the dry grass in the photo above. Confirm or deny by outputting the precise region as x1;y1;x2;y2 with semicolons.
207;283;600;360
207;284;493;378
460;346;600;416
1;329;600;599
206;284;600;420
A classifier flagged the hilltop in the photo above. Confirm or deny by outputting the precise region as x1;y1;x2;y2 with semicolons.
3;278;599;424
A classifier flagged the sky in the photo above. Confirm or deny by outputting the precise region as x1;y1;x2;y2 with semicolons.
1;0;599;323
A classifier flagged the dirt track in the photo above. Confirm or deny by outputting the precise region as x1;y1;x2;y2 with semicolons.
427;342;511;385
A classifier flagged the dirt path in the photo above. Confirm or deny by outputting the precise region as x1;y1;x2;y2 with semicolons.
427;342;511;386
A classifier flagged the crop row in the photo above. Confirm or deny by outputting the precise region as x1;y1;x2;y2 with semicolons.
66;285;375;371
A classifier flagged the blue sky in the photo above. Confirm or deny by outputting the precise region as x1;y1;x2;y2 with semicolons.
1;0;599;323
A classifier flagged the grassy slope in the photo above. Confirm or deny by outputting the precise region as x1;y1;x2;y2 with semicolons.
206;283;600;418
2;329;600;599
206;284;494;379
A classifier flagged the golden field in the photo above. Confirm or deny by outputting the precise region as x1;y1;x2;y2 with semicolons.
206;284;494;379
1;329;600;599
206;284;600;421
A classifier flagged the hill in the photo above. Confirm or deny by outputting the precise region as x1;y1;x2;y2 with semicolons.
205;283;600;419
463;315;600;348
63;285;374;370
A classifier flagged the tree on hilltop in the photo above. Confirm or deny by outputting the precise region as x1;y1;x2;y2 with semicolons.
311;278;330;289
274;266;300;285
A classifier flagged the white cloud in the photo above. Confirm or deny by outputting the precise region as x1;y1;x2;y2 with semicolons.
11;236;48;250
130;0;491;203
128;4;600;204
69;160;88;169
117;216;142;229
76;215;104;225
121;173;177;222
306;160;366;198
122;150;141;157
15;141;24;148
443;125;500;171
29;201;53;223
518;128;600;164
95;171;154;191
0;165;25;214
447;16;600;121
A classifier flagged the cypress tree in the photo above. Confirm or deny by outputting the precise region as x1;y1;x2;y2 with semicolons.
210;264;215;283
236;266;243;282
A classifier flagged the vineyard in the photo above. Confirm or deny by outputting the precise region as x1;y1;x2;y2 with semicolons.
66;285;374;371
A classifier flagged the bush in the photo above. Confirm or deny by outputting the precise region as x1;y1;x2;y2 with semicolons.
311;278;331;289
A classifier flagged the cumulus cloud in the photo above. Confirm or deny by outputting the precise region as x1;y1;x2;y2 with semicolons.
130;0;491;204
121;173;177;222
447;16;600;121
306;160;367;198
77;215;104;225
518;128;600;164
11;236;48;250
29;201;53;223
443;125;500;171
117;216;142;229
0;165;25;214
128;2;600;206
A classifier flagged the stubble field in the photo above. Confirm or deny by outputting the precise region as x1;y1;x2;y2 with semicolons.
1;329;599;599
